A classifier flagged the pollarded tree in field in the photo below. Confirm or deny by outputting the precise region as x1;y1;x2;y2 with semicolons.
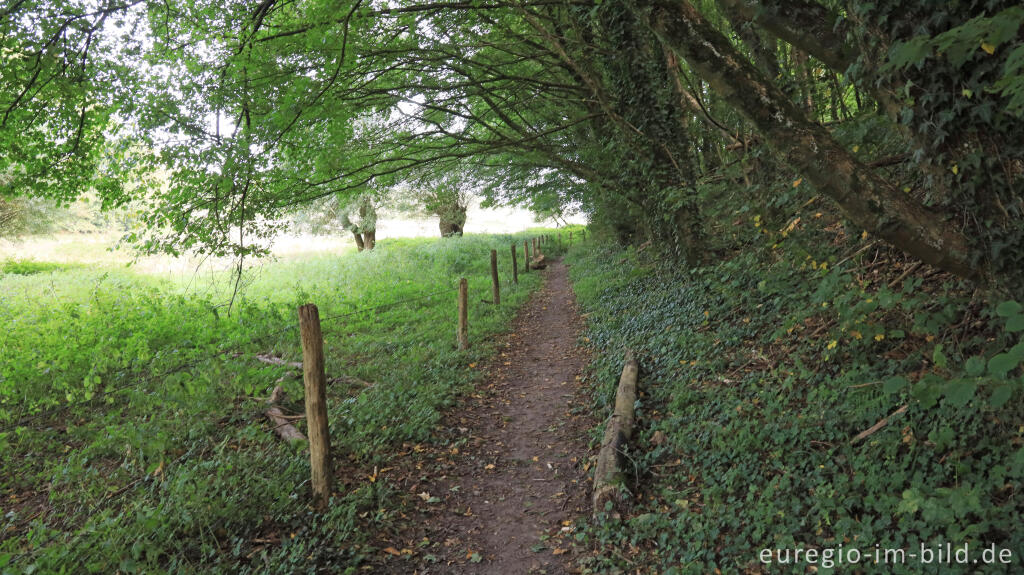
396;168;474;238
425;178;469;238
339;194;378;251
291;190;379;251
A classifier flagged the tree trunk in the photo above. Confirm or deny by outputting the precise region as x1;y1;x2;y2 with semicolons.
362;230;375;251
352;232;365;252
638;0;977;279
714;0;856;73
438;205;467;237
439;219;464;237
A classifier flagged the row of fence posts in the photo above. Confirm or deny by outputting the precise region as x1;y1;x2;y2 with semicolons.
294;229;585;508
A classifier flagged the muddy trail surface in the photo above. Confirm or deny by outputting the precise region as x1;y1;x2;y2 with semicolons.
374;259;592;574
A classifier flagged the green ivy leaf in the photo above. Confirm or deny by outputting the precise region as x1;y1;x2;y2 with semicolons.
989;384;1013;408
932;344;948;369
883;375;908;394
965;356;986;376
1006;315;1024;332
988;353;1019;377
944;379;977;407
912;379;942;409
996;300;1022;317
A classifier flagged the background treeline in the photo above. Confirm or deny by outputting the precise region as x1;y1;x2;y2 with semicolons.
2;0;1022;287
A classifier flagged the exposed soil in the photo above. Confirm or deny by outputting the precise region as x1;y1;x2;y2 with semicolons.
374;259;592;574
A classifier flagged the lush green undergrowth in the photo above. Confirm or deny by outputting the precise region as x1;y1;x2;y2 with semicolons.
0;232;554;574
566;238;1022;574
0;260;80;276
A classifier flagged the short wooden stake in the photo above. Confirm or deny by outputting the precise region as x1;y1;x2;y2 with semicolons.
457;278;469;350
298;303;332;510
490;249;500;305
523;240;530;274
511;243;518;284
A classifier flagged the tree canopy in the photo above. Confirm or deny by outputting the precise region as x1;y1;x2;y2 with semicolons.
3;0;1023;288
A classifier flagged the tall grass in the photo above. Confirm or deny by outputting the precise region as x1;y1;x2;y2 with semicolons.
0;232;549;574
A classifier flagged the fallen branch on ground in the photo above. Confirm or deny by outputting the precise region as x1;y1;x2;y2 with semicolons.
850;404;908;445
256;354;303;369
593;350;639;516
265;385;306;444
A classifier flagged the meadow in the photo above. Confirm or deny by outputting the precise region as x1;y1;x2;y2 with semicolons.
0;232;555;573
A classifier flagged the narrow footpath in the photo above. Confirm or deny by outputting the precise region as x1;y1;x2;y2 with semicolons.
378;260;591;574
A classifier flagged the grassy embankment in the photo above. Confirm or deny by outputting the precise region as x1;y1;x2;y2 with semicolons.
566;233;1023;574
0;231;564;573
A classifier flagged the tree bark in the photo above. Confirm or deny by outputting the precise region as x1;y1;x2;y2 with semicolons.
714;0;856;73
637;0;977;279
358;197;377;251
593;350;639;516
439;219;464;237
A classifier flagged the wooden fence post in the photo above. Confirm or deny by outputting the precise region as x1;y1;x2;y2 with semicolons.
298;303;332;510
457;278;469;350
490;249;500;305
511;243;518;284
523;240;530;274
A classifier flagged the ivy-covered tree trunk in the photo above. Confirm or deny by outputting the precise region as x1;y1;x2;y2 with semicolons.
358;198;377;250
352;231;366;251
338;195;377;252
437;205;467;237
636;0;977;279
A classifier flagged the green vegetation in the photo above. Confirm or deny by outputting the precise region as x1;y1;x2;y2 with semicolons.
0;260;78;276
567;232;1023;573
3;0;1023;572
0;233;544;574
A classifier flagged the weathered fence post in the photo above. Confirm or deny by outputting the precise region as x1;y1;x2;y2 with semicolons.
523;240;530;274
490;249;500;305
457;278;469;350
298;303;332;510
511;243;518;284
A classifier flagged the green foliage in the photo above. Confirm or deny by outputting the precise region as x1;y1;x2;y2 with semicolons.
0;260;76;276
861;1;1024;287
0;232;545;573
566;234;1022;574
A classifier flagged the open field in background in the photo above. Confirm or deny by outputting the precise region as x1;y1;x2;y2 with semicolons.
0;229;577;574
0;200;577;300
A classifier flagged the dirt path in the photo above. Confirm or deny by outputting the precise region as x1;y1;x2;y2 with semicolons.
378;260;591;574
